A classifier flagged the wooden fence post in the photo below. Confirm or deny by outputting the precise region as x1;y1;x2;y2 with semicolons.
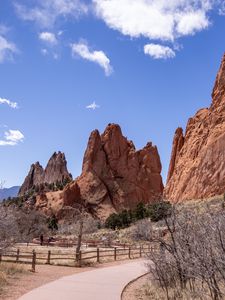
97;247;100;263
78;251;82;267
47;250;51;265
128;247;131;259
16;248;20;263
114;247;117;261
32;250;36;272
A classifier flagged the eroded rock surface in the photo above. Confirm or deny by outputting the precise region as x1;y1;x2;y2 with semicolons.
63;124;163;219
19;152;72;196
164;54;225;202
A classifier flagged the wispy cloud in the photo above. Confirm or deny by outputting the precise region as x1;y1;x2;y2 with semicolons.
86;101;100;110
0;98;18;109
71;42;113;76
15;0;88;28
39;32;57;45
41;48;48;56
0;25;10;35
0;35;17;63
0;130;24;146
144;44;176;59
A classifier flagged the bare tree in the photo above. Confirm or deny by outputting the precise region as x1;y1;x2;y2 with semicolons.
0;205;18;249
131;219;153;241
0;205;48;250
147;206;225;300
58;204;97;262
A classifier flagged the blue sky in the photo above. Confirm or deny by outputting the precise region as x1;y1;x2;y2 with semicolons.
0;0;225;187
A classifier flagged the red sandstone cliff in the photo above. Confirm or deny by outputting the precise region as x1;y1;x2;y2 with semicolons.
62;124;163;219
19;152;72;196
164;53;225;202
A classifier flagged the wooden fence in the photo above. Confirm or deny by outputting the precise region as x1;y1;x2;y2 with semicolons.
0;244;155;272
32;238;133;249
0;249;36;272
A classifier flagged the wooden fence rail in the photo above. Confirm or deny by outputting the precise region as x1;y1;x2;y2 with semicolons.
0;249;36;272
0;244;156;272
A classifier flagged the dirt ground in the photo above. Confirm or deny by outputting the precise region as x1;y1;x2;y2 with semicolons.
2;259;136;300
122;273;151;300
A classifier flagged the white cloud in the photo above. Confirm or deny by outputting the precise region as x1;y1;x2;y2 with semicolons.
0;25;9;35
0;35;17;63
0;130;24;146
219;1;225;14
58;30;64;36
39;32;57;45
41;48;48;55
86;101;100;110
144;44;176;59
93;0;215;42
15;0;88;28
71;42;113;76
176;10;209;35
0;98;18;109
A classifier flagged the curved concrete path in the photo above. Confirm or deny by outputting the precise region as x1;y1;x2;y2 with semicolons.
18;260;147;300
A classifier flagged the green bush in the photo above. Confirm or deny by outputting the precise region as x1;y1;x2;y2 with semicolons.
147;201;172;222
48;215;58;231
105;201;172;230
105;213;122;230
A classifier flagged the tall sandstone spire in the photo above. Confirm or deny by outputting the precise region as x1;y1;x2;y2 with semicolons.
63;124;163;219
19;152;72;196
164;53;225;202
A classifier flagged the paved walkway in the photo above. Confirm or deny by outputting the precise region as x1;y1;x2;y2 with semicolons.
18;260;147;300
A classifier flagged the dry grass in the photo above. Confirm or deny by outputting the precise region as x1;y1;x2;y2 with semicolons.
137;281;219;300
177;193;224;213
0;263;27;295
123;275;214;300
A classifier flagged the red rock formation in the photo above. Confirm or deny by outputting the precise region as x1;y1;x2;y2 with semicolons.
164;53;225;202
19;162;44;195
44;152;72;184
166;128;184;183
63;124;163;219
19;152;72;196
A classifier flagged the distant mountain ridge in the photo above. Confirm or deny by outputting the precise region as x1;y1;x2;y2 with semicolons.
0;186;20;201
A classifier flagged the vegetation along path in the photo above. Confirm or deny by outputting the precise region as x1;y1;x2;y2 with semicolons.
18;260;146;300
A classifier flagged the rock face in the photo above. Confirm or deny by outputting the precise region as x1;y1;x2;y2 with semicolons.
63;124;163;219
19;152;72;195
164;53;225;202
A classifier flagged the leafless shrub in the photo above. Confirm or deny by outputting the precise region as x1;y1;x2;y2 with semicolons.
0;205;48;250
131;219;153;241
147;207;225;300
0;205;18;249
58;215;99;236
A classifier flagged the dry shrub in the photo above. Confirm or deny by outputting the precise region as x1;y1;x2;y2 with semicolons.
0;263;27;295
0;205;48;249
0;271;7;286
58;215;99;236
131;219;153;241
0;263;26;276
147;206;225;300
